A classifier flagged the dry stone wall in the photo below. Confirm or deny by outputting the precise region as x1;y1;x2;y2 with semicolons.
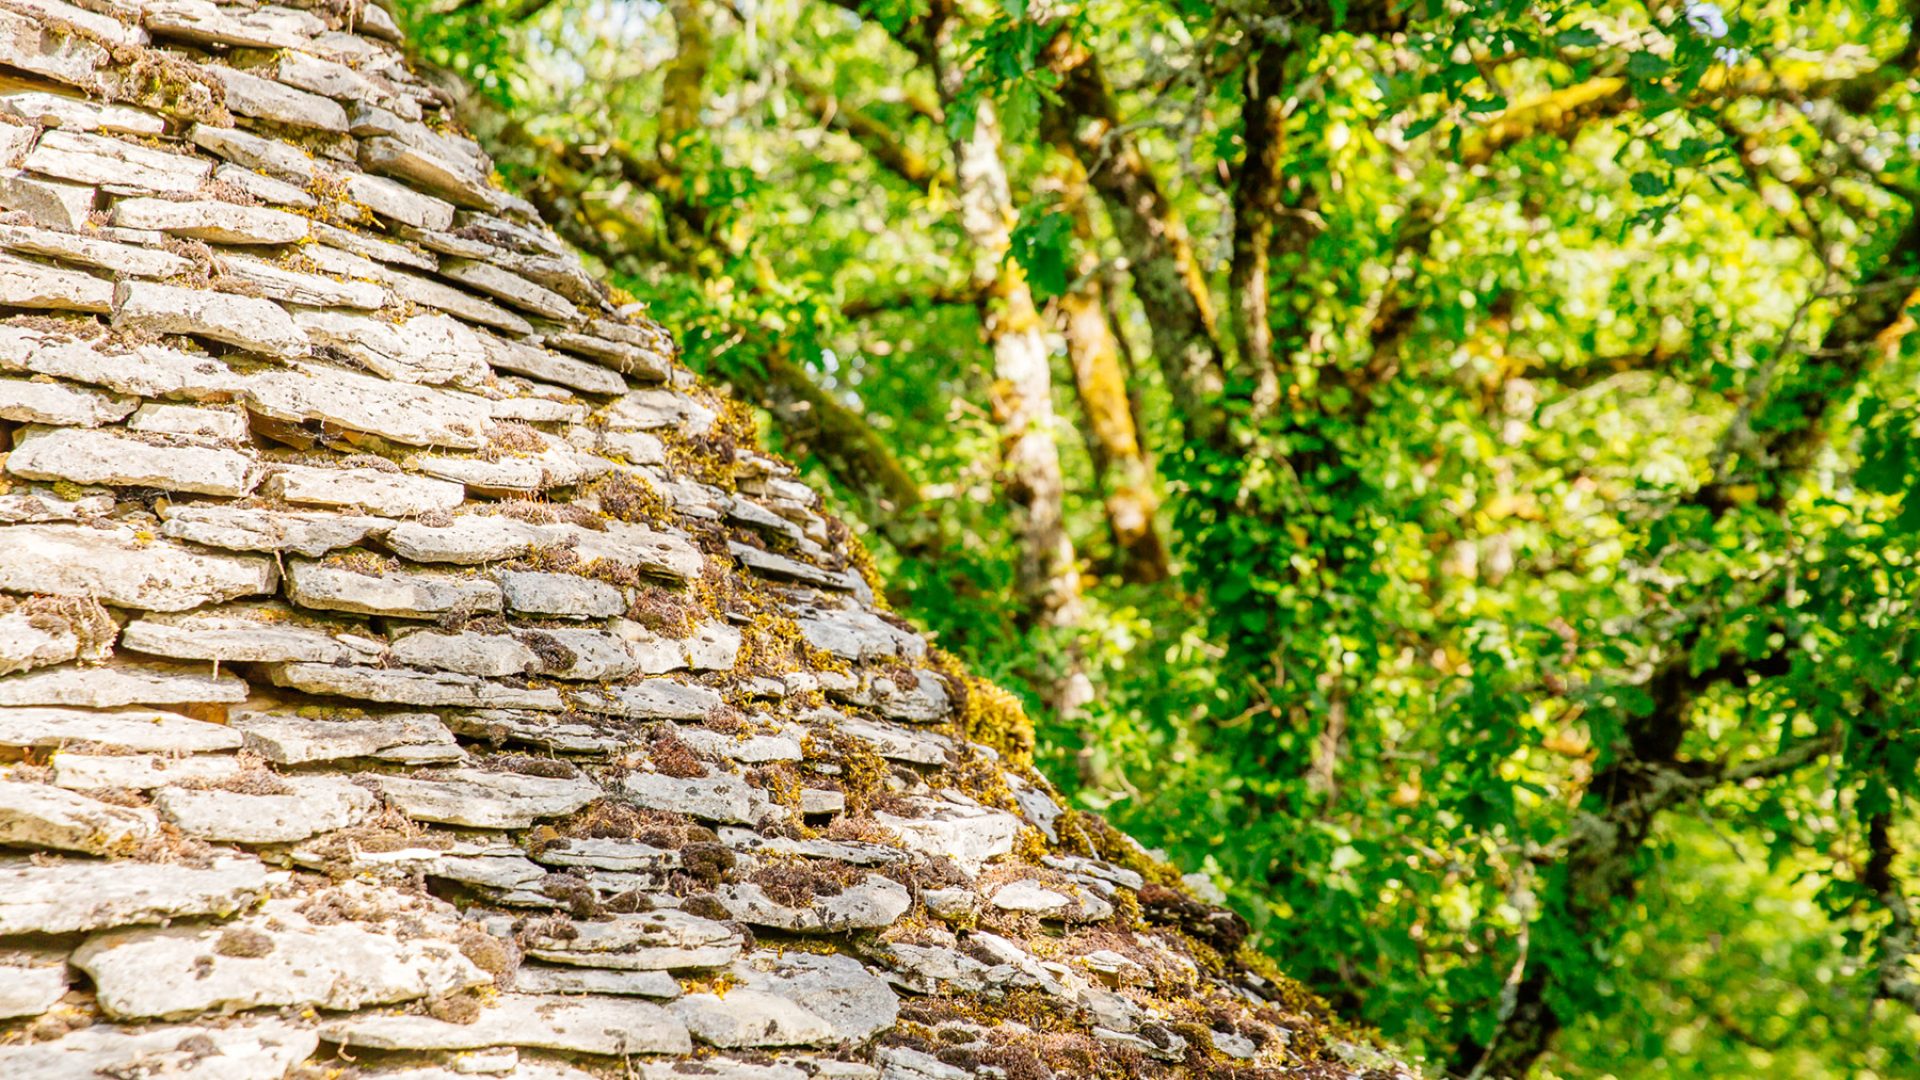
0;1;1413;1077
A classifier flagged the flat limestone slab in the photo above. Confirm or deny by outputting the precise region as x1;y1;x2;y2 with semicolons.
0;706;243;753
366;767;600;828
0;855;267;935
0;523;276;611
6;425;261;496
0;1020;318;1080
321;994;693;1056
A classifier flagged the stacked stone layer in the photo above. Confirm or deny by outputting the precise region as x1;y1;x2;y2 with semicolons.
0;2;1409;1078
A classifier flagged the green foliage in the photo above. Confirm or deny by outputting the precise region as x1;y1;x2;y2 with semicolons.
395;0;1920;1073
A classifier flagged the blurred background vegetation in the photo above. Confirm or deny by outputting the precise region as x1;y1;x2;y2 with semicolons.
389;0;1920;1074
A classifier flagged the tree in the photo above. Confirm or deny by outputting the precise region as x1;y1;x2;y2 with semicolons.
402;0;1920;1073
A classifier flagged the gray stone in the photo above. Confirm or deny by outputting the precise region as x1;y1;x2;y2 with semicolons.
734;952;899;1043
75;888;486;1020
159;503;393;557
391;628;539;676
0;10;108;89
6;425;260;496
874;801;1023;876
0;222;187;276
557;519;705;580
322;994;693;1056
831;714;952;766
214;162;315;207
51;752;242;791
0;706;242;753
246;362;495;449
0;854;266;934
501;570;624;617
440;257;579;321
0;524;273;610
367;767;601;828
347;169;457;230
717;876;911;932
0;781;159;854
0;326;247;401
286;557;502;618
192;122;323;184
607;389;717;434
389;267;534;334
483;334;627;395
143;0;324;48
23;129;212;192
0;250;112;311
267;462;465;517
202;63;348;131
623;769;775;825
529;627;640;680
360;133;495;209
113;280;308;359
511;965;681;998
153;773;375;842
989;879;1113;922
0;660;247;707
572;678;724;721
797;607;925;662
716;828;905;866
446;709;622;754
384;514;538;563
0;1020;318;1080
293;309;489;386
231;708;457;765
673;990;833;1049
217;252;387;308
270;661;561;710
112;197;310;244
526;909;743;971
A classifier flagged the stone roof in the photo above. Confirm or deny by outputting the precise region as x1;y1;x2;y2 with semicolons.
0;2;1411;1077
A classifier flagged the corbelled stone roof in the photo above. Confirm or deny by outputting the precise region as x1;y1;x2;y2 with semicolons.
0;3;1412;1077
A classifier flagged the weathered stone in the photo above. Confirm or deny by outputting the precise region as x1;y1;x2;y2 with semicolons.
875;801;1023;876
0;168;94;228
730;541;856;592
24;129;212;192
989;879;1114;922
0;1020;318;1080
0;8;107;88
717;876;911;933
798;606;925;662
532;836;681;872
270;661;561;710
607;388;717;434
293;309;490;386
217;252;386;308
322;994;693;1056
0;608;81;674
0;221;185;277
0;326;247;400
153;773;374;842
0;91;158;135
526;909;743;971
623;769;775;826
267;461;464;517
360;133;495;209
246;362;494;448
0;706;242;753
512;964;681;998
0;372;133;431
51;752;242;791
389;266;534;335
214;161;315;207
160;503;394;557
632;1062;809;1080
501;570;624;617
112;197;310;244
547;329;671;382
114;280;308;359
75;887;486;1020
143;0;324;49
0;660;246;707
126;403;251;442
441;257;579;321
0;949;66;1019
484;333;627;395
347;169;456;229
7;425;259;496
230;708;457;765
717;828;905;866
526;626;639;680
544;519;705;580
0;854;266;934
0;781;159;854
446;709;622;754
672;989;834;1050
853;670;954;723
203;63;347;130
831;714;952;766
367;767;600;828
191;122;322;184
285;557;501;618
384;513;537;563
391;628;539;676
733;952;899;1043
572;678;724;721
678;725;801;763
0;250;111;311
